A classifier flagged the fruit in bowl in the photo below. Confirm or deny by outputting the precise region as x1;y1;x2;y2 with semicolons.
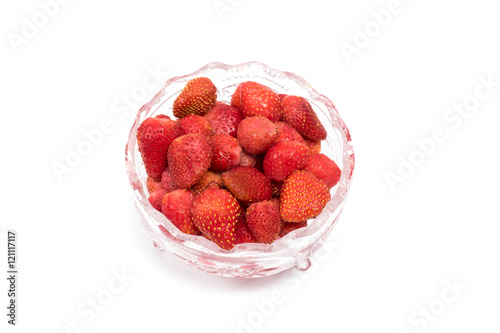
125;62;354;278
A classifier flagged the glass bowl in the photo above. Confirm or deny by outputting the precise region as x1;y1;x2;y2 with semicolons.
125;61;355;278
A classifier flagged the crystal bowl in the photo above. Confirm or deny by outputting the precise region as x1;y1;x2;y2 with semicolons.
125;61;355;278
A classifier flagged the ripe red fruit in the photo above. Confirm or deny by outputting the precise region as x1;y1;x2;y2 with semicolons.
191;171;223;195
210;134;242;172
304;139;321;154
239;150;257;167
234;212;257;244
263;141;311;182
148;187;166;212
274;121;306;145
191;188;241;250
137;115;180;181
303;154;342;189
280;170;331;222
161;189;200;235
155;114;171;120
147;176;162;193
237;116;278;155
246;200;281;244
232;81;282;121
173;77;217;118
281;95;327;141
222;166;273;204
167;133;213;189
230;84;243;110
177;114;213;137
160;168;176;193
268;197;280;209
279;221;308;238
204;102;243;138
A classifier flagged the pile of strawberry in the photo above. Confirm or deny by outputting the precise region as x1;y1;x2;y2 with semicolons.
137;77;341;250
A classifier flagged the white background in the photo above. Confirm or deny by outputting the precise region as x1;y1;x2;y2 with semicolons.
1;0;499;332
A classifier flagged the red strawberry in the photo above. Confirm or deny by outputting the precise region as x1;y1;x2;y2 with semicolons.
230;84;243;110
234;212;257;244
274;121;306;145
210;134;242;172
222;166;272;204
304;139;321;154
204;102;243;138
246;200;281;244
232;81;282;121
268;197;280;208
239;150;257;167
263;141;311;182
237;116;278;155
167;133;213;189
191;171;223;195
173;77;217;118
177;114;213;137
303;154;342;189
191;188;241;250
160;168;176;193
161;189;200;235
137;115;180;181
280;170;331;222
279;221;308;238
147;176;162;193
281;96;327;141
148;187;166;211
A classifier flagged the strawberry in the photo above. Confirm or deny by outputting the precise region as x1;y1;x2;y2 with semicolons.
230;84;243;110
167;133;213;189
191;188;241;250
237;116;278;155
137;115;180;181
304;139;321;154
173;77;217;118
232;81;282;121
281;95;327;141
222;166;272;204
204;102;243;138
147;176;162;193
274;121;306;145
239;150;257;167
263;141;311;182
303;153;342;189
268;197;280;208
161;189;200;235
279;221;308;238
234;212;257;244
148;187;166;211
246;200;281;244
191;171;223;195
210;134;242;172
177;114;213;137
160;168;176;193
280;170;331;222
